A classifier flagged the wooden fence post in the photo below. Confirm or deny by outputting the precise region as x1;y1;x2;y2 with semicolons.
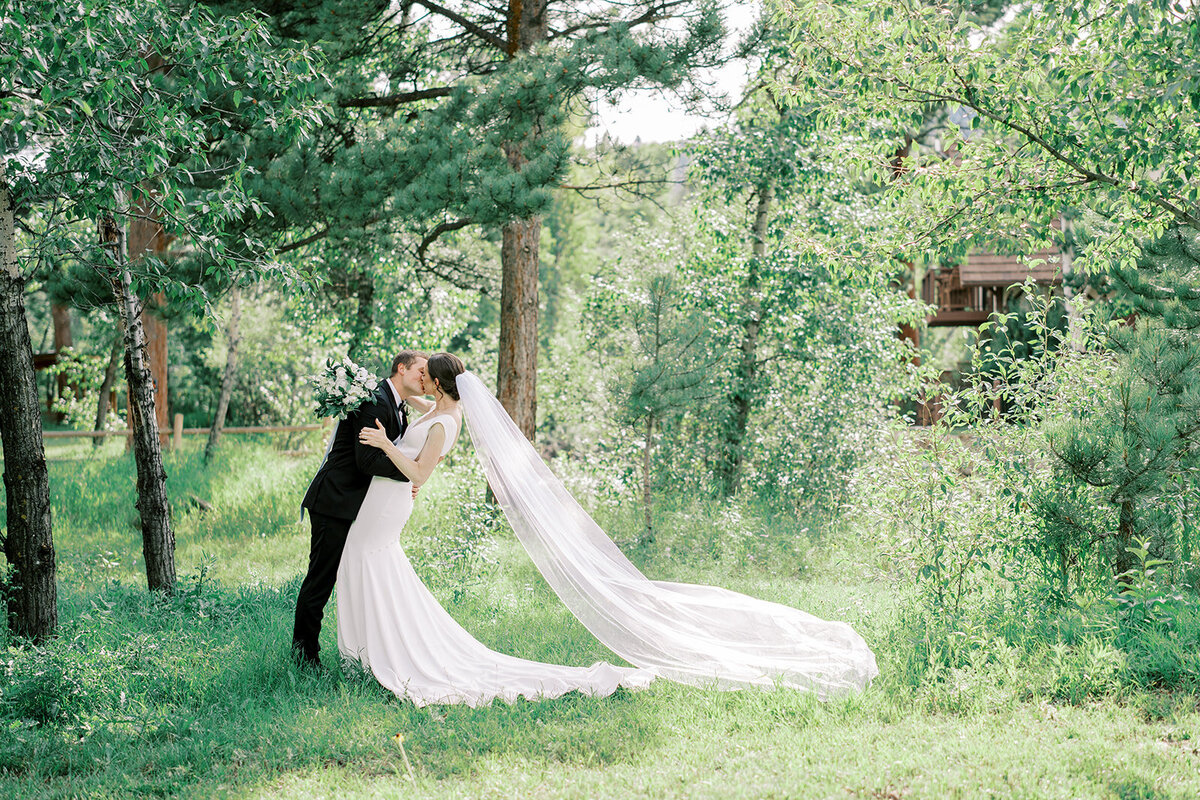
172;413;183;452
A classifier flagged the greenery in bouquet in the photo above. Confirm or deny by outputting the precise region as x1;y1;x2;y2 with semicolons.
310;358;379;419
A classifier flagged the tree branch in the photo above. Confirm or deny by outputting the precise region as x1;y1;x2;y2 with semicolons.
548;0;692;41
416;217;473;265
560;178;682;192
338;87;454;108
876;62;1200;229
274;226;330;255
799;29;1200;230
411;0;507;50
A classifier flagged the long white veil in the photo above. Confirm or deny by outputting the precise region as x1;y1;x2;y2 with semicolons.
456;372;878;698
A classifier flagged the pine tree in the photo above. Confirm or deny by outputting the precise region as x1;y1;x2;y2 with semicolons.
1048;226;1200;578
215;0;727;438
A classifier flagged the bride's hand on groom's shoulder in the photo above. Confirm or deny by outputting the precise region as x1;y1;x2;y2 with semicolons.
359;419;390;450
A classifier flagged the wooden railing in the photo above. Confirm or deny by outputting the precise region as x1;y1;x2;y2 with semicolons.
921;265;1005;327
43;414;328;451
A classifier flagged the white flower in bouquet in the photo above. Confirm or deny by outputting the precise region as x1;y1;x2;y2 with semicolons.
309;356;380;419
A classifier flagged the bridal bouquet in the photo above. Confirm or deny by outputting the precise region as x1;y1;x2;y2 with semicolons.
310;357;378;418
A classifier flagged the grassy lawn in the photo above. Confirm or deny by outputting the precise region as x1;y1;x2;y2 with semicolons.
2;440;1198;799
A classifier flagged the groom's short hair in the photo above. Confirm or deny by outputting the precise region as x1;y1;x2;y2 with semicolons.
391;350;429;375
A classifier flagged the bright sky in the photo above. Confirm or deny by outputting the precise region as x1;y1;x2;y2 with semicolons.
585;4;760;145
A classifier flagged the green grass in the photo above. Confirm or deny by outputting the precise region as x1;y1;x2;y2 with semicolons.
2;440;1199;799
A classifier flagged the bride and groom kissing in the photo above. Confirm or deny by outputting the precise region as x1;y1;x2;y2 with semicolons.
294;350;880;707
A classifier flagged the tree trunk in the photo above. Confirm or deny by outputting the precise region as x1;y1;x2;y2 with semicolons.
141;299;169;446
102;211;176;594
128;192;169;445
640;414;655;547
1060;216;1086;353
0;182;57;641
50;303;72;422
498;213;540;439
496;0;549;441
348;267;374;361
717;181;772;497
891;135;922;367
205;285;242;463
1115;497;1137;579
93;330;124;448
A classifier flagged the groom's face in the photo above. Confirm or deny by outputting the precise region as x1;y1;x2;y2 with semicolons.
396;357;428;397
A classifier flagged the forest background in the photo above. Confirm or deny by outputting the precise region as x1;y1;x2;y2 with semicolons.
3;0;1200;797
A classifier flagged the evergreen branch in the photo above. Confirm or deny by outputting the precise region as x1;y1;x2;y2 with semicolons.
411;251;495;294
275;226;331;255
561;178;680;215
411;0;506;50
338;87;454;108
416;217;473;265
548;0;693;40
560;178;680;192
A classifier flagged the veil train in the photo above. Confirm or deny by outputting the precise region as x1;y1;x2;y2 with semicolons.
456;372;878;698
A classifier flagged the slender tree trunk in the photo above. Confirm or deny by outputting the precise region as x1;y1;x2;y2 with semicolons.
1115;497;1137;579
127;58;171;447
891;135;922;365
348;267;374;361
205;285;242;463
496;0;549;441
1060;215;1086;353
93;330;124;448
102;210;175;594
141;299;169;446
0;182;57;641
717;181;773;497
50;303;72;422
640;414;655;547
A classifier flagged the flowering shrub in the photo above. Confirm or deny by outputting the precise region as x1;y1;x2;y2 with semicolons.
309;357;378;418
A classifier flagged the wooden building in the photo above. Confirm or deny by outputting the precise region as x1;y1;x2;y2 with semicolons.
912;245;1065;425
922;247;1063;327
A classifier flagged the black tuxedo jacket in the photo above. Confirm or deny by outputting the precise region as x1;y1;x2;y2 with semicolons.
301;382;409;521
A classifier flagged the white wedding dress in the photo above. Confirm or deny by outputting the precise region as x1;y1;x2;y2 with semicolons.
335;411;656;707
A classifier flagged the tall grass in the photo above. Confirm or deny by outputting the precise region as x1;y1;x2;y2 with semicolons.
2;440;1199;799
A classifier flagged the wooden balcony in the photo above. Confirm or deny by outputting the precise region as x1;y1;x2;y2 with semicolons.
923;251;1063;327
922;266;1004;327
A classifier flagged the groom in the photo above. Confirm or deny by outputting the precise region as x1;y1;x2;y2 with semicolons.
292;350;429;668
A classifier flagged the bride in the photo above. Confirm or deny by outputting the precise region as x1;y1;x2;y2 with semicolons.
339;352;878;707
339;353;652;706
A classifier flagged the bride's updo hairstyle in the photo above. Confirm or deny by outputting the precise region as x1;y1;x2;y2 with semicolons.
427;352;466;401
